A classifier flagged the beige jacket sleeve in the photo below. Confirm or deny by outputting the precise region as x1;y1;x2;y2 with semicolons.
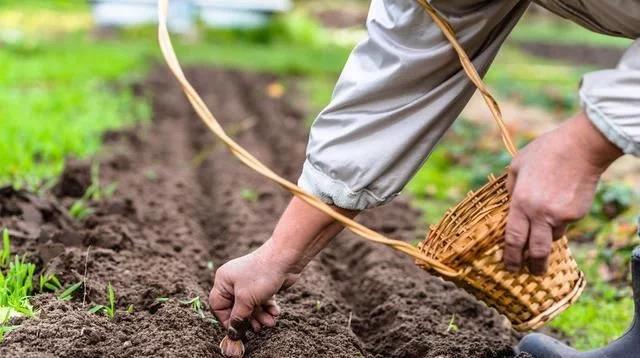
299;0;640;211
580;40;640;156
298;0;530;210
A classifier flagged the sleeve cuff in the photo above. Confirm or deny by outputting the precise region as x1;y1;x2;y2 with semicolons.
580;91;640;157
297;160;396;211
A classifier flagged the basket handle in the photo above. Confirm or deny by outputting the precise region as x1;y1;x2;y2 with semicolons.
157;0;461;278
417;0;517;157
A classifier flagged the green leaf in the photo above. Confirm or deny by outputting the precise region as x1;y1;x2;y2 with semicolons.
88;305;105;314
57;281;83;301
1;229;10;267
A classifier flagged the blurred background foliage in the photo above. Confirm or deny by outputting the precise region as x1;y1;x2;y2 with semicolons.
2;0;638;350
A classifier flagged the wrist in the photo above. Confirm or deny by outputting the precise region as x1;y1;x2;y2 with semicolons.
565;112;622;172
257;237;307;275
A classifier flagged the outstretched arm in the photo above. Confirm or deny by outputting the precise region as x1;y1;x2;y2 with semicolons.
209;0;530;333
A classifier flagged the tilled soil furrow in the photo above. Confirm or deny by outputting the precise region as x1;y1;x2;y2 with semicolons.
0;66;521;357
177;67;519;357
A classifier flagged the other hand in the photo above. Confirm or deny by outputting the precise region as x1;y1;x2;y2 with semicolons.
504;112;622;275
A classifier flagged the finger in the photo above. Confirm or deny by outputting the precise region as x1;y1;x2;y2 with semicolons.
527;221;553;276
210;284;233;326
263;297;280;317
504;206;530;272
250;318;262;333
253;305;276;328
506;166;518;195
228;319;252;341
229;294;253;328
552;224;567;241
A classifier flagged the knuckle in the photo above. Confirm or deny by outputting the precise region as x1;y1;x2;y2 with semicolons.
504;236;526;249
528;244;551;259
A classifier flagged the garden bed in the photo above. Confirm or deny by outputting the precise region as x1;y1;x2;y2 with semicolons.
0;66;523;357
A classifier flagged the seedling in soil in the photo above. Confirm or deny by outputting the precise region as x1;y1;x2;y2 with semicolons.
0;230;36;320
240;188;258;202
85;163;117;201
144;169;158;181
155;297;170;303
0;324;16;343
126;304;134;314
1;229;11;268
446;314;459;333
68;163;118;220
57;281;83;301
68;200;94;220
179;296;205;319
89;282;117;319
39;273;63;292
206;261;215;271
315;300;322;311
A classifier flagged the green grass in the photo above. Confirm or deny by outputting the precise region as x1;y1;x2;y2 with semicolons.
0;229;36;341
0;6;349;189
550;246;634;350
0;34;152;188
486;44;590;113
511;13;632;48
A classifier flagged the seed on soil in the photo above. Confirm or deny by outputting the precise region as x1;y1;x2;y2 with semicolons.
219;335;245;358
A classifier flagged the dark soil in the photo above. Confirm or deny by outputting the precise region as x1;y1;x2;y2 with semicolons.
517;42;625;68
0;67;523;357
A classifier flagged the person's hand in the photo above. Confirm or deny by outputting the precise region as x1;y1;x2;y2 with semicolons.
209;240;299;333
504;112;622;275
209;197;358;335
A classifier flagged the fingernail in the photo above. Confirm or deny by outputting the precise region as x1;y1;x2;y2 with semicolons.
506;264;519;273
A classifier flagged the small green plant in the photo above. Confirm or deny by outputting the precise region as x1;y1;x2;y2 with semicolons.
0;230;36;321
39;273;62;292
239;188;258;202
143;169;158;181
315;300;322;311
85;163;117;201
57;281;83;301
68;163;118;220
68;200;94;220
126;304;134;314
155;297;170;303
89;282;116;319
206;261;214;271
446;314;459;333
0;324;16;342
0;229;10;268
179;296;205;319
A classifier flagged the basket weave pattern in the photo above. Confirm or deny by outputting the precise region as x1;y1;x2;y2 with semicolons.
417;174;585;330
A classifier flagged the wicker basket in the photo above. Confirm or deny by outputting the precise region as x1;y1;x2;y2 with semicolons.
417;173;585;330
410;0;586;331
